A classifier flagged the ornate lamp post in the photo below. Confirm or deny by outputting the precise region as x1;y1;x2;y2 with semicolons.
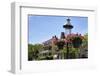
63;18;73;35
63;18;73;58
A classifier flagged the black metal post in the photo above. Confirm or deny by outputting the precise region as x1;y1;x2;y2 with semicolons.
66;42;69;59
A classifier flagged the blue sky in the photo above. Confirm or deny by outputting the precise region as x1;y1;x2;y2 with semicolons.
28;15;88;44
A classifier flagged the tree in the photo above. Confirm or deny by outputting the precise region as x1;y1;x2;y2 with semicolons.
80;33;88;58
28;44;34;60
82;33;88;48
28;44;44;60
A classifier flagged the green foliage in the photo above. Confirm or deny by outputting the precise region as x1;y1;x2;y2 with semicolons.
72;37;82;48
38;55;53;60
62;46;79;59
32;44;44;52
56;41;65;50
28;44;34;60
28;33;88;60
28;44;44;60
44;45;52;50
82;33;88;48
70;47;79;58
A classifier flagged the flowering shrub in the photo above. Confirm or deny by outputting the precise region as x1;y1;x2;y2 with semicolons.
52;33;84;49
66;33;84;48
56;40;65;50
